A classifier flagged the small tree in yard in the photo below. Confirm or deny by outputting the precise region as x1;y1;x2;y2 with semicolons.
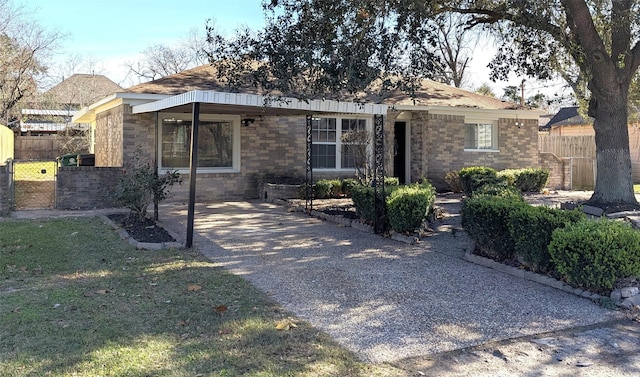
114;148;180;221
341;129;372;185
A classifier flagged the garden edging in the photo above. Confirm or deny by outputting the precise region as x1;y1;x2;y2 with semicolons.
462;243;606;302
101;214;184;250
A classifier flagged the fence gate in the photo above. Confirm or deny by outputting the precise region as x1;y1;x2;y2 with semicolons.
12;160;57;210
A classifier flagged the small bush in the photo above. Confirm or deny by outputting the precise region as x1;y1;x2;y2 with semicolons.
509;206;585;273
350;185;377;223
341;178;359;197
384;177;400;186
444;170;463;193
314;179;333;199
462;195;528;260
473;183;523;200
113;148;180;221
549;220;640;292
459;166;504;196
387;183;436;233
327;179;343;197
513;168;549;192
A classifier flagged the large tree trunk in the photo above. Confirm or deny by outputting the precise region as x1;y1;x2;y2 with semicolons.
587;89;640;211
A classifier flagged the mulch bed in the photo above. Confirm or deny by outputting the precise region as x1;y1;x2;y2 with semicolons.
107;213;176;243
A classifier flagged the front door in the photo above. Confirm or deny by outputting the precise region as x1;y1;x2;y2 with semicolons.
394;122;407;184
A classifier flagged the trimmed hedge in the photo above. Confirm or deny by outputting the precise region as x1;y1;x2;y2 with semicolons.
462;195;528;260
444;170;463;193
459;166;505;196
499;168;549;192
508;206;586;273
387;183;436;233
549;220;640;292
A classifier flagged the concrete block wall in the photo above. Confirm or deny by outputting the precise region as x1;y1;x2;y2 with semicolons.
56;166;122;209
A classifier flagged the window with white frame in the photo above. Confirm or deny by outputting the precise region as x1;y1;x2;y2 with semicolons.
159;114;240;172
465;122;498;150
311;116;369;169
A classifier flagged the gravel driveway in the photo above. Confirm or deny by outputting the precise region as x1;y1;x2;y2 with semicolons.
160;196;618;364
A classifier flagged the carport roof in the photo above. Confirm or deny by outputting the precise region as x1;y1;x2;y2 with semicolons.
131;90;388;116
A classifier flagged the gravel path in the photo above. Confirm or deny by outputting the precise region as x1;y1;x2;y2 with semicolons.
160;198;618;364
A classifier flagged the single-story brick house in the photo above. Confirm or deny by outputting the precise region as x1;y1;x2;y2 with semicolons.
73;64;546;201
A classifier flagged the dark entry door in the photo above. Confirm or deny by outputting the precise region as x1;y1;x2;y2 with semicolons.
394;122;406;184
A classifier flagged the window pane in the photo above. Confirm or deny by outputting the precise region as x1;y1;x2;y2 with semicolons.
312;144;336;169
464;123;476;149
161;118;233;168
477;124;493;149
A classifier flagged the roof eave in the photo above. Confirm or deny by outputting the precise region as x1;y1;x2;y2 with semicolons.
392;105;546;119
132;90;388;116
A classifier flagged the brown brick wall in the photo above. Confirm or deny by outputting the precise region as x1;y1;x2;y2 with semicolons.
56;166;122;209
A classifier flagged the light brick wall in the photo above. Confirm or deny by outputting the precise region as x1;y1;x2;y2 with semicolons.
416;112;540;190
539;152;568;190
56;166;122;209
94;106;124;167
166;115;311;201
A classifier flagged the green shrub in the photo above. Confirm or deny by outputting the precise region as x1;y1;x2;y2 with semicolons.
462;195;528;260
314;179;333;199
509;206;585;273
327;179;343;197
497;169;517;186
350;184;398;225
350;185;377;223
459;166;504;196
387;183;436;233
384;177;400;186
513;168;549;192
549;220;640;292
113;148;180;221
341;178;359;197
443;170;463;193
473;182;523;200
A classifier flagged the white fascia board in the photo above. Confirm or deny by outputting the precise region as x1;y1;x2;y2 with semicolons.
393;105;545;119
132;90;388;115
72;92;171;123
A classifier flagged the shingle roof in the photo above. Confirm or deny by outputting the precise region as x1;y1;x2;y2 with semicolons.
543;106;592;129
126;64;519;110
46;74;123;108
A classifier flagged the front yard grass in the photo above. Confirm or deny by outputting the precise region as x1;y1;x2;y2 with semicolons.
0;217;400;377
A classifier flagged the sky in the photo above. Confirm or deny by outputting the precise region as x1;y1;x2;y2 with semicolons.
23;0;567;103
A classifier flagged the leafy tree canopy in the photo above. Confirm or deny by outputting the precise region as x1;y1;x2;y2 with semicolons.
207;0;640;208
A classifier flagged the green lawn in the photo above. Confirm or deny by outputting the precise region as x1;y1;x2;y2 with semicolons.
0;218;400;377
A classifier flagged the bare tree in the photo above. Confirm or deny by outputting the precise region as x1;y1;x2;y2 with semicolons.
124;25;210;84
433;13;478;88
0;0;61;123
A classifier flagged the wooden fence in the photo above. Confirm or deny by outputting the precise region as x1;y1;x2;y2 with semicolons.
538;135;596;190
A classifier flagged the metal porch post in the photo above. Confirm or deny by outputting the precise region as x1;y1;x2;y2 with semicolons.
305;114;313;212
373;114;385;234
186;102;200;248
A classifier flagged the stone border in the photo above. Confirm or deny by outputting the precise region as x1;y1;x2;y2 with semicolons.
463;245;606;303
100;214;184;250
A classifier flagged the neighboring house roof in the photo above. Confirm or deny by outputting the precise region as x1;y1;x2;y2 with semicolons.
543;106;592;130
126;64;519;111
46;74;123;108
